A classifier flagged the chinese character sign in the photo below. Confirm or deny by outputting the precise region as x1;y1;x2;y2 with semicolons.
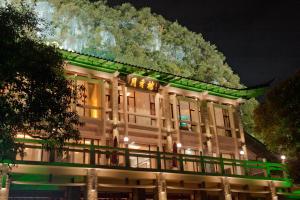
127;75;159;92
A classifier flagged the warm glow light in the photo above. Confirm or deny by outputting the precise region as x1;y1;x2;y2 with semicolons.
128;142;139;149
186;148;192;154
16;134;24;138
124;136;129;142
281;155;286;160
126;92;131;96
239;150;245;155
177;143;182;148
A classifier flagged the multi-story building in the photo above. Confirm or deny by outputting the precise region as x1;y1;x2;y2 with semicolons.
0;50;296;200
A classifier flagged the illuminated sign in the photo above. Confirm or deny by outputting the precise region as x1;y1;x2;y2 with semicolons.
127;75;160;92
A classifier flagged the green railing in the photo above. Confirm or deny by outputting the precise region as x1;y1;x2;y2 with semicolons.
13;138;288;181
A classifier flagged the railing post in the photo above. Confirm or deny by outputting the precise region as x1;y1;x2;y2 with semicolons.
90;141;95;165
49;149;55;162
157;147;161;170
220;155;225;175
179;154;184;172
200;152;205;173
125;148;130;168
0;164;10;200
243;160;249;176
265;162;271;178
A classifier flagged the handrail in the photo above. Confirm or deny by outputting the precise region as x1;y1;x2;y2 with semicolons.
12;138;289;181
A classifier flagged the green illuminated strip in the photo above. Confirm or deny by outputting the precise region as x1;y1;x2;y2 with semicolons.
1;174;7;188
61;50;268;99
10;138;291;184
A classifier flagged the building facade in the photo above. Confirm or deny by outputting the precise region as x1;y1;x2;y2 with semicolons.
0;50;295;200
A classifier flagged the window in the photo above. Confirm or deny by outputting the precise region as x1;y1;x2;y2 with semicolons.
127;89;156;126
76;79;101;119
177;98;199;132
214;106;232;137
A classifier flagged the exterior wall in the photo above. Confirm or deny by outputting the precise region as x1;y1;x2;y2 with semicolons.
61;64;246;162
9;63;291;200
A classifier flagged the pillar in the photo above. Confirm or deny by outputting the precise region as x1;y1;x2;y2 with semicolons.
268;181;278;200
156;173;167;200
163;91;173;152
112;77;120;143
86;169;98;200
0;164;10;200
222;177;232;200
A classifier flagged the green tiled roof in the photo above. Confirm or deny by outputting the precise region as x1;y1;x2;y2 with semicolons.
61;50;268;100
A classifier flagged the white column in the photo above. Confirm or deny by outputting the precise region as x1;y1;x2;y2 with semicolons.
269;181;278;200
207;102;220;156
156;173;167;200
86;169;98;200
0;164;10;200
112;77;120;143
222;177;232;200
170;94;180;147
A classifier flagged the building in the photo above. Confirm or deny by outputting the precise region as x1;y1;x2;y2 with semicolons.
0;50;296;200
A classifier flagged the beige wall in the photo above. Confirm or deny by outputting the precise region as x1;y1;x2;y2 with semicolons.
63;65;246;161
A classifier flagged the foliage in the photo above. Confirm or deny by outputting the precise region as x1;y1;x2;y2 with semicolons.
0;4;82;162
31;0;256;133
254;70;300;181
6;1;261;151
240;98;259;135
22;0;242;88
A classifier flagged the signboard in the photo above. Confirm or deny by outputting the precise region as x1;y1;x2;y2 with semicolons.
127;74;160;92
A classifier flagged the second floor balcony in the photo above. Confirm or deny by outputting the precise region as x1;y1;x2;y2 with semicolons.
11;138;288;182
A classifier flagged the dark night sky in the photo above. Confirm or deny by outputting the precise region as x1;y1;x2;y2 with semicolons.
108;0;300;87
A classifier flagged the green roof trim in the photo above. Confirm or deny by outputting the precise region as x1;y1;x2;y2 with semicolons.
61;50;268;100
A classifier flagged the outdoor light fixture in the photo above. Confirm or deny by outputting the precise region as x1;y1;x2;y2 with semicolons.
124;136;129;142
239;150;245;155
177;143;182;148
186;148;192;155
126;92;130;96
281;155;286;160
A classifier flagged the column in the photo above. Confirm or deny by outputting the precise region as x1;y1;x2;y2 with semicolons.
156;173;167;200
207;102;220;156
170;94;180;148
112;77;120;144
222;177;232;200
195;98;203;153
100;80;107;165
228;106;240;160
268;181;278;200
86;169;98;200
0;164;10;200
163;91;173;152
236;105;248;160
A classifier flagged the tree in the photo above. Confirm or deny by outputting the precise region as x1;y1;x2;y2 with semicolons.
0;4;82;162
254;70;300;181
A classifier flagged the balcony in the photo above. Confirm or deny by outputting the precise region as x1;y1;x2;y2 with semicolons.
11;138;288;182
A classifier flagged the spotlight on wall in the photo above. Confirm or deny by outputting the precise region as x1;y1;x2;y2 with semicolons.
280;155;286;160
124;136;129;142
239;150;245;155
177;143;182;148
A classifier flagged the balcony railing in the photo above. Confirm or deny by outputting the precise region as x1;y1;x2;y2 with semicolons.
12;138;288;181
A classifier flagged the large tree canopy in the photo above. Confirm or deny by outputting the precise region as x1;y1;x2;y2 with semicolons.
0;4;82;162
19;0;242;88
254;70;300;181
5;0;259;152
19;0;257;135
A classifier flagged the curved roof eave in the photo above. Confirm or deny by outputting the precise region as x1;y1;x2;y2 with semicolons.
61;50;268;100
